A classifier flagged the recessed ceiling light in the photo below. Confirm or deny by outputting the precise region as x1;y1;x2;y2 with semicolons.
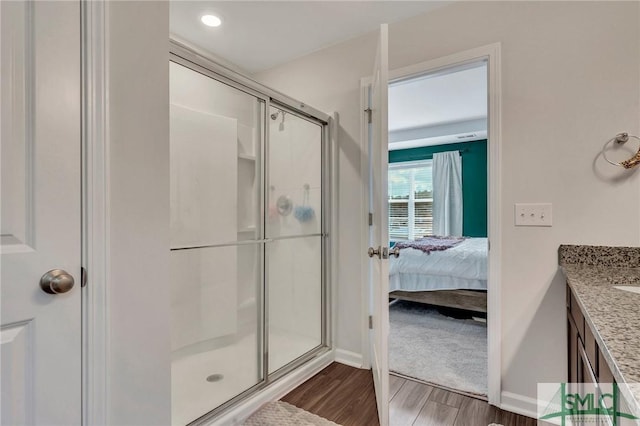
201;14;221;27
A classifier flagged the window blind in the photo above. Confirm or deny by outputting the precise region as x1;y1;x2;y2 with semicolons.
388;160;433;240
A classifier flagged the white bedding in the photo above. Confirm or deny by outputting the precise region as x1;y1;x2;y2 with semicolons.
389;237;488;292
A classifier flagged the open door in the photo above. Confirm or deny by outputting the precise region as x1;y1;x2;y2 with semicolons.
367;24;390;426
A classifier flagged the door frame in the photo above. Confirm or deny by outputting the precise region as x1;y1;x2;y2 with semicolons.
359;42;503;406
82;1;110;425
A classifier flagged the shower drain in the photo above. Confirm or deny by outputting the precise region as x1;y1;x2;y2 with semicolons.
206;374;224;383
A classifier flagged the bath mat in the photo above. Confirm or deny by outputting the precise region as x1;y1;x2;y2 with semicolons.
243;401;341;426
389;300;487;395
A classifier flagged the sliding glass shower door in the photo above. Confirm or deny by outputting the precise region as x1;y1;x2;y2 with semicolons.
170;61;264;425
266;106;324;374
169;56;329;425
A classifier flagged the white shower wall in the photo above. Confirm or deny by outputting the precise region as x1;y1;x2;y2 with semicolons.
170;104;238;248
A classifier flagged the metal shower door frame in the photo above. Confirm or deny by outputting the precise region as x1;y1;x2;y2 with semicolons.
169;39;333;425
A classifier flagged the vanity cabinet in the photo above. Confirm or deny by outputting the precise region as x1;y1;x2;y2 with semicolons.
568;285;592;384
568;284;602;383
567;284;623;426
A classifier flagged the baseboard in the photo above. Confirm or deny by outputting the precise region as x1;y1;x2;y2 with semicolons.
208;351;334;425
500;391;539;420
334;348;364;369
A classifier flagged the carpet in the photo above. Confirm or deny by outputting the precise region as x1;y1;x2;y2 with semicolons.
389;300;487;395
243;401;341;426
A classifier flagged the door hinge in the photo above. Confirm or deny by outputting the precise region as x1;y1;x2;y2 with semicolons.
488;239;490;251
368;212;373;226
81;266;88;288
368;315;373;329
364;108;372;124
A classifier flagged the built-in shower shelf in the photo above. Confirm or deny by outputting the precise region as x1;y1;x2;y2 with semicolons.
238;226;256;233
238;153;256;161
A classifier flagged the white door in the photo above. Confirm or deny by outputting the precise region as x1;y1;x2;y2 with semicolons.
367;24;390;426
1;1;82;425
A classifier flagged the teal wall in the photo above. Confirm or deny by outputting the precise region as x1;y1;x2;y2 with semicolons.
389;140;487;237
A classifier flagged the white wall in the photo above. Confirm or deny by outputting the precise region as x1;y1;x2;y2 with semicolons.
107;2;171;425
255;1;640;409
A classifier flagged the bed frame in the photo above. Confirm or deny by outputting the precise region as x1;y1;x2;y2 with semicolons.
389;289;487;313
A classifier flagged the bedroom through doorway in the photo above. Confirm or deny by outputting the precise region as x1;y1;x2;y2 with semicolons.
387;60;489;399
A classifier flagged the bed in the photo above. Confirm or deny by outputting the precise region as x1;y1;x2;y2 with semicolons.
388;237;488;312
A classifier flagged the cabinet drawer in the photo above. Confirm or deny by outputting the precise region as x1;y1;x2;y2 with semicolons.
569;288;585;339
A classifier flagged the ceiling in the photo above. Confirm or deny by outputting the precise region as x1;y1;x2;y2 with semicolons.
389;63;487;132
388;62;487;149
170;1;449;73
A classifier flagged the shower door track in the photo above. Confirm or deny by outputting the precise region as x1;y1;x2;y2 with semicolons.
170;38;330;123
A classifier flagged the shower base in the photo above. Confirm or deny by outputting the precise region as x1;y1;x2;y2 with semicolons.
171;328;319;425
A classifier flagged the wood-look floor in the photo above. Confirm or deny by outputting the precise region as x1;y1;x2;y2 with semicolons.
282;362;379;426
388;374;538;426
282;362;538;426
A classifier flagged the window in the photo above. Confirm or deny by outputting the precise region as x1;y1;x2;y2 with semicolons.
388;160;433;240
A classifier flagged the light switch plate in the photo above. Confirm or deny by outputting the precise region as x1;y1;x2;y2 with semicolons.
514;203;553;227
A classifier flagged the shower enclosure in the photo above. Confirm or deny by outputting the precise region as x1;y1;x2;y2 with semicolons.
169;43;331;425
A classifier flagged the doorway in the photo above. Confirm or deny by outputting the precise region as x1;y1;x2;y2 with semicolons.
362;43;503;424
387;61;489;398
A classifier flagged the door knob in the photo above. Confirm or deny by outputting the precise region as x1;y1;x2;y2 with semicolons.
389;246;400;258
40;269;75;294
368;246;381;258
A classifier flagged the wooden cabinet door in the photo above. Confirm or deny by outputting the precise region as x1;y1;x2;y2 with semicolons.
568;316;579;383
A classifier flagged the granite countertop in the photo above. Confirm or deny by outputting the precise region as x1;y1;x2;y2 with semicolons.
559;245;640;420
